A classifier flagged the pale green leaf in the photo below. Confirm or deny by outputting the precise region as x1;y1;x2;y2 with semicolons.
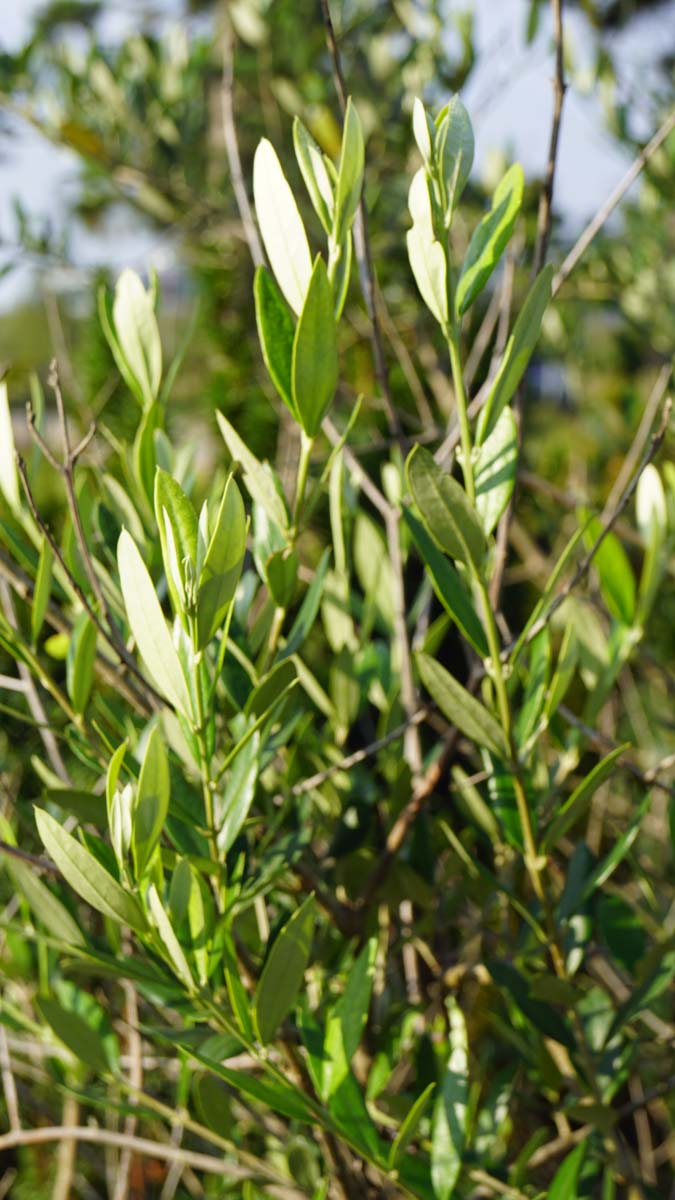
117;529;190;715
416;652;509;759
111;269;162;407
474;406;518;536
253;138;312;316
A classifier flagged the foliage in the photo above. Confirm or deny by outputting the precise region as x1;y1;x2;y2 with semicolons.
0;3;674;1199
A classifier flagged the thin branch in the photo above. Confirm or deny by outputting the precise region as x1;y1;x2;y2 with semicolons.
0;1026;20;1133
602;363;671;519
553;103;675;296
0;1126;305;1193
532;0;566;276
221;20;265;269
509;396;671;656
291;708;427;795
0;841;58;876
319;0;401;438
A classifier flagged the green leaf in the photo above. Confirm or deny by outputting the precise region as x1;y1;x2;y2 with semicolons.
292;256;338;437
31;536;54;644
147;882;194;991
293;118;333;233
580;793;650;902
37;996;112;1074
265;547;299;608
388;1082;436;1168
353;512;396;630
2;852;84;946
327;1066;382;1158
281;547;331;659
435;95;474;224
66;611;97;714
34;808;147;933
416;652;508;760
0;380;20;511
474;406;518;536
333;98;364;246
244;659;297;719
597;894;646;973
543;745;627;851
407;445;486;570
194;1053;313;1122
133;725;170;879
403;507;488;656
197;475;247;648
322;939;377;1099
610;949;675;1037
254;894;316;1044
584;519;636;626
412;97;434;167
455;164;524;315
548;1142;587;1200
217;729;260;855
117;529;190;715
431;999;468;1200
154;469;197;621
407;168;448;327
477;264;553;444
253;138;312;316
111;269;162;408
216;411;289;533
254;266;297;418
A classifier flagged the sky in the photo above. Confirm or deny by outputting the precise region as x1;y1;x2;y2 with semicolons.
1;0;674;309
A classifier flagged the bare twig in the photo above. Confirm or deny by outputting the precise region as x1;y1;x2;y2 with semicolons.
553;104;675;296
602;363;671;518
113;977;143;1200
509;396;671;656
0;1026;20;1132
533;0;566;276
52;1094;79;1200
221;20;264;268
291;708;428;796
319;0;401;437
0;841;58;875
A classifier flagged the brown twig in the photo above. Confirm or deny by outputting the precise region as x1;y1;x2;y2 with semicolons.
319;0;401;438
0;840;58;875
553;103;675;296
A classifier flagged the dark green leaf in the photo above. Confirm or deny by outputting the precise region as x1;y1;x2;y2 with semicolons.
407;445;486;570
403;507;488;655
416;652;508;759
456;164;523;315
255;894;315;1044
254;266;297;418
292;256;338;437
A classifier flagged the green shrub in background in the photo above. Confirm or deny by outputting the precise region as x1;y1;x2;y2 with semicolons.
0;28;674;1200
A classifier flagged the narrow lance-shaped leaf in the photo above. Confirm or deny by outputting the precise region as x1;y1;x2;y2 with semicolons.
254;266;297;419
477;264;553;444
435;95;474;225
66;611;97;715
154;469;198;622
403;507;488;656
333;97;364;246
117;529;191;715
37;996;112;1074
322;938;377;1099
0;381;19;511
293;117;333;233
216;411;289;533
253;138;312;316
35;807;147;933
548;1143;587;1200
254;894;316;1044
197;475;247;648
455;164;524;316
474;406;518;536
407;445;486;570
216;728;260;854
147;882;194;991
31;536;54;644
133;724;170;879
2;849;84;947
431;998;469;1199
292;256;338;437
416;652;509;760
111;269;162;408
